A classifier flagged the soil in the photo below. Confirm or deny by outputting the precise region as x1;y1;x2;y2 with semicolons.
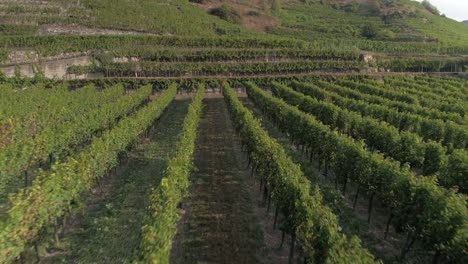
193;0;278;32
170;97;287;264
37;24;159;36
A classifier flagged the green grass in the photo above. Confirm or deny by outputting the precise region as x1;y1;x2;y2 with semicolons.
267;1;468;52
270;1;388;41
404;14;468;46
0;0;467;57
81;0;246;36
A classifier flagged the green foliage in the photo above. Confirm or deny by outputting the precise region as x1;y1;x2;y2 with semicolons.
272;80;468;196
333;80;468;148
0;35;319;57
440;149;468;194
422;141;447;176
245;81;468;260
139;83;204;262
82;0;244;36
0;24;37;36
0;84;146;201
0;71;5;82
78;60;365;77
108;46;361;62
224;82;377;263
362;24;379;39
377;57;468;72
0;84;177;262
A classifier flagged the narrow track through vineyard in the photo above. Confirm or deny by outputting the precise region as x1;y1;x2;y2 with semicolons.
171;97;275;264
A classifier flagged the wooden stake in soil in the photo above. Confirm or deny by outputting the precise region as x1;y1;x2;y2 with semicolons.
353;186;360;209
267;193;272;212
24;170;28;187
273;205;279;230
384;212;394;240
367;193;375;224
54;218;60;246
280;229;286;250
34;242;40;263
289;231;296;264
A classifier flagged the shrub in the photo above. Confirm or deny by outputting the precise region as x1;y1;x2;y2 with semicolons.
361;24;379;39
209;5;241;24
246;10;260;16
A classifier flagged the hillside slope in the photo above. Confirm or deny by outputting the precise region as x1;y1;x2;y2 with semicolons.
0;0;467;66
0;0;248;36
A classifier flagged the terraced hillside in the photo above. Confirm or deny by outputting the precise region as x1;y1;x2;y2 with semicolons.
0;0;466;79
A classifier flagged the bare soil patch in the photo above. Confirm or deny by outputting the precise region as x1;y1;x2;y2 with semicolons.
193;0;278;32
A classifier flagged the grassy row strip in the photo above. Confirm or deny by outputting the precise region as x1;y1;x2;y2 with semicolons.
0;84;177;263
246;82;467;262
224;82;377;264
139;83;205;263
272;82;467;194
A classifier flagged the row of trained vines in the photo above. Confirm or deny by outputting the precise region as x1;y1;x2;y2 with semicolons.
108;47;361;63
0;84;153;199
245;82;467;263
271;82;467;194
303;80;467;149
223;82;377;263
0;84;177;263
381;77;468;103
337;79;466;118
68;60;365;77
1;35;466;58
0;84;118;140
139;83;205;263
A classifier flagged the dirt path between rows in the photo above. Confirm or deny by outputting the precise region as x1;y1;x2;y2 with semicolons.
171;97;287;264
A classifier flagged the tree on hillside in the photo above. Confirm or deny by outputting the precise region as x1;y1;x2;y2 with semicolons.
362;24;379;39
422;0;440;15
